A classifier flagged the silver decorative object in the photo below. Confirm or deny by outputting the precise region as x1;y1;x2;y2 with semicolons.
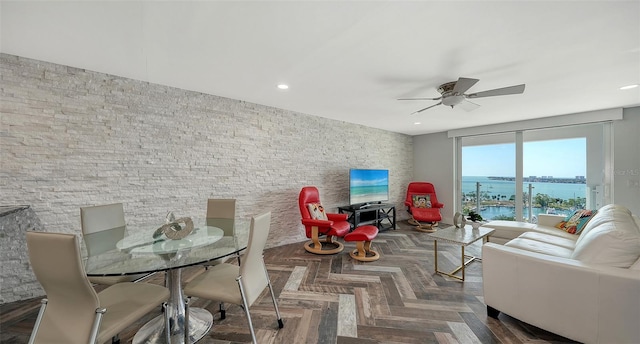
163;217;194;239
152;213;194;240
453;212;467;228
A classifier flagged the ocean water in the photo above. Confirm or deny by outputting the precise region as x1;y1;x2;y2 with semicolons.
462;176;587;220
462;176;587;201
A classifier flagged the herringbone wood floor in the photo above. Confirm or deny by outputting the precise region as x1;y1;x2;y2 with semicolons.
1;221;576;343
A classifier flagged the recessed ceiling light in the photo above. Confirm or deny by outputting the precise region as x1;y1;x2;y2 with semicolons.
414;122;421;125
620;84;638;90
277;84;289;90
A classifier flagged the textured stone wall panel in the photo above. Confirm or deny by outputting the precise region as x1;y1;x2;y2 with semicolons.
0;53;414;303
0;207;44;304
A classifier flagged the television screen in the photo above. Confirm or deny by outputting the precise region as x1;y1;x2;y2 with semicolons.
349;169;389;205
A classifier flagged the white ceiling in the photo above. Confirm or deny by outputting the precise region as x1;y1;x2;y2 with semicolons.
1;1;639;136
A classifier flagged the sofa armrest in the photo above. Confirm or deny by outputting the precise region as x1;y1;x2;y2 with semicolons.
537;214;565;227
482;243;640;344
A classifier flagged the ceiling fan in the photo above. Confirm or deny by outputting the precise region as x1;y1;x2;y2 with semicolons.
398;77;525;114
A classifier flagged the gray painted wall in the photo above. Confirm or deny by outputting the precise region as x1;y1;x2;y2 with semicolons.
613;107;640;212
0;54;414;303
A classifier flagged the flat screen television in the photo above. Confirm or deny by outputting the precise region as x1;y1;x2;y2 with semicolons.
349;169;389;206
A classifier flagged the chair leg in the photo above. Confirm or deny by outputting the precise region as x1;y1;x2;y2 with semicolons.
310;227;323;249
90;308;107;344
219;302;226;320
263;257;284;328
349;241;380;262
413;217;436;233
236;276;258;344
487;305;501;318
304;227;344;254
28;299;48;344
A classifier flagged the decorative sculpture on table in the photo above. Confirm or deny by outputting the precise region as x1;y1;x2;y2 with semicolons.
153;211;194;240
453;212;467;228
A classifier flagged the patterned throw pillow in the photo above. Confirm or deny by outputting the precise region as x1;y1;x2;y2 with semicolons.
412;194;432;208
307;203;328;220
555;209;597;235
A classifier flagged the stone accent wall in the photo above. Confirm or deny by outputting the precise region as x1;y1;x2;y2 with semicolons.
0;54;413;303
0;206;44;304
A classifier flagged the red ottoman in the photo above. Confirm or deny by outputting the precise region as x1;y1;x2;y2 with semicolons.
344;225;379;262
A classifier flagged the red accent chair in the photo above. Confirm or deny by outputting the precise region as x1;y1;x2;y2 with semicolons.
404;182;444;232
299;186;351;254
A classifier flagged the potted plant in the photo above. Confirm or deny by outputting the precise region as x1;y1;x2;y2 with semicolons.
466;211;484;229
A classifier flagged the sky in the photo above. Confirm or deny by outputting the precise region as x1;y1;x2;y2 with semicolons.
462;138;586;178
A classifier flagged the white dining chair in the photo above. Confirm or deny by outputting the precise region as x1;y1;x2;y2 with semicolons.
80;203;153;285
26;231;171;344
184;212;283;344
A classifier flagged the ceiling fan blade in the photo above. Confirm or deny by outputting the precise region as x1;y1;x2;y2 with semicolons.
452;77;479;94
466;84;525;98
411;102;442;114
398;97;442;101
458;99;480;112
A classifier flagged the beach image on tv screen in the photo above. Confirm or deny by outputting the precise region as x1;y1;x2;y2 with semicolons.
350;169;389;204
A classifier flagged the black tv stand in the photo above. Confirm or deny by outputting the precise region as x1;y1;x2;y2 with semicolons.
338;203;396;232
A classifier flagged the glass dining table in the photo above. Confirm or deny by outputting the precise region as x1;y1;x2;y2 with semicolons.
83;217;250;344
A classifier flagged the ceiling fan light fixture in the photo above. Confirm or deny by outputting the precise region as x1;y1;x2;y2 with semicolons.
399;77;525;115
620;84;638;90
442;95;464;107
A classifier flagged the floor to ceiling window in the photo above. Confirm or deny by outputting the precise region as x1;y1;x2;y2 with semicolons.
457;122;608;222
461;134;516;221
522;137;588;220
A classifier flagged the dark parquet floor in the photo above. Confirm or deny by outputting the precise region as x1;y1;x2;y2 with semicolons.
1;220;577;343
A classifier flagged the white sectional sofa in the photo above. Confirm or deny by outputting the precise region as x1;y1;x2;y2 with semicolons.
481;204;640;344
481;213;571;245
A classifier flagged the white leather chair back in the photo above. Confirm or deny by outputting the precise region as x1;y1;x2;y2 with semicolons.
239;212;271;306
26;232;101;343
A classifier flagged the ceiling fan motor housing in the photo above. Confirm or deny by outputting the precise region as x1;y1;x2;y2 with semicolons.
438;81;464;107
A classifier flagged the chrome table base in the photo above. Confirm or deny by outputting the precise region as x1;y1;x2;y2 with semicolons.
133;307;212;344
133;268;212;344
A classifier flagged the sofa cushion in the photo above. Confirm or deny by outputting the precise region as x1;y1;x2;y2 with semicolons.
518;232;577;250
483;220;577;242
505;237;574;258
575;204;631;247
571;206;640;268
482;220;536;239
526;225;579;241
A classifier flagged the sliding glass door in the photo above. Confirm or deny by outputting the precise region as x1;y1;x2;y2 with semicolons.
522;137;587;221
461;134;516;221
458;123;608;222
